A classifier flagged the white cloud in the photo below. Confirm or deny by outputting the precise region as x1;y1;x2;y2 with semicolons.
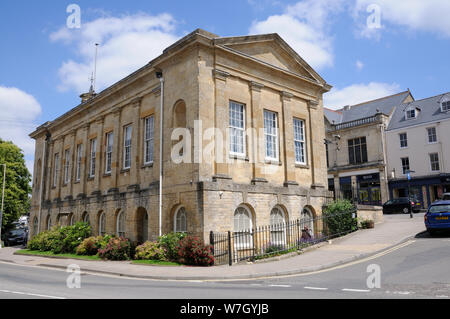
50;13;180;93
250;0;345;70
324;82;400;109
0;86;41;175
356;60;364;70
354;0;450;38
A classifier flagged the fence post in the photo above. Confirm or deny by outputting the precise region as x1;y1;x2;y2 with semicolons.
227;231;232;266
209;231;214;256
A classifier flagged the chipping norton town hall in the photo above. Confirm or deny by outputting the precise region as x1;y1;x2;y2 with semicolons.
29;29;333;243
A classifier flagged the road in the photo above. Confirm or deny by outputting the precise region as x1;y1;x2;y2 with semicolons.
0;230;449;299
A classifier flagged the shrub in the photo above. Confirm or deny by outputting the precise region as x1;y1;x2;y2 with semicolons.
76;236;101;255
264;244;284;255
359;219;375;229
134;241;165;260
323;200;358;236
28;222;91;254
176;235;214;266
98;237;132;261
157;232;187;261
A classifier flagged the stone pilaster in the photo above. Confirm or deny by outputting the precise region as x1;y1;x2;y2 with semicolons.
213;69;231;179
281;91;297;186
130;97;142;185
111;107;122;193
94;116;105;192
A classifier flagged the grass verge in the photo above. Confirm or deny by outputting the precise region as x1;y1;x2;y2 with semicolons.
132;259;183;266
15;249;101;261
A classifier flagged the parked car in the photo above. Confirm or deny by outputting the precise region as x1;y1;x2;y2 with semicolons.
382;197;420;214
442;193;450;200
425;200;450;235
3;227;28;247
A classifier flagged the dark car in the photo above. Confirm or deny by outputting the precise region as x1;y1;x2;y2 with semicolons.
425;200;450;235
3;227;28;247
382;197;420;214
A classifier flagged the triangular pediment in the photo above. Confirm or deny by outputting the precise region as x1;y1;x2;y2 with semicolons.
215;34;326;85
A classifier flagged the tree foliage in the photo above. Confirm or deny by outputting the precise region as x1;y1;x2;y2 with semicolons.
0;138;31;232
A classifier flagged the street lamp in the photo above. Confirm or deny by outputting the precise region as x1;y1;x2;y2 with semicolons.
0;164;6;249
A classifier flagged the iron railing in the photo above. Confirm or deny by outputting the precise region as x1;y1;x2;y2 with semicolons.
210;209;357;266
330;114;380;131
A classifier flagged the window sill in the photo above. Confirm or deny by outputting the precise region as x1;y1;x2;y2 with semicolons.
142;162;154;169
295;163;309;169
87;177;94;181
74;180;80;184
229;154;249;161
120;168;131;174
103;173;112;178
264;159;282;166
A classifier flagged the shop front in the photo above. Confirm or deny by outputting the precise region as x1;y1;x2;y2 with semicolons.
357;173;382;206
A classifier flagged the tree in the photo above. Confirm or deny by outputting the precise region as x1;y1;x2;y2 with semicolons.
0;139;31;233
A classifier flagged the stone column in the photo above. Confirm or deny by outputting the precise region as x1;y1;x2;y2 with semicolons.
56;138;64;200
94;116;105;193
379;168;389;204
130;97;142;186
46;141;54;201
81;124;90;197
351;175;358;203
281;91;297;186
68;130;76;197
307;100;323;188
333;175;340;200
111;107;122;192
213;69;231;178
249;81;267;184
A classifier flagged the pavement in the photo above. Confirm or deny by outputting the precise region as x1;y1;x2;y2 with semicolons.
0;213;426;281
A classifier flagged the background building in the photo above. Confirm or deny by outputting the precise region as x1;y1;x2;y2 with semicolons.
324;91;414;206
386;92;450;208
29;29;333;244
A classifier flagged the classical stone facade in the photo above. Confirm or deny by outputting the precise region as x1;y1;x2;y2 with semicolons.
30;29;332;244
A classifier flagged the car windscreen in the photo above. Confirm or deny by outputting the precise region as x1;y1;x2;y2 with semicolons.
9;229;25;236
429;205;450;214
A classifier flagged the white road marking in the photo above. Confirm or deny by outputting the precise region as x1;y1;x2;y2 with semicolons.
304;286;328;291
342;288;371;293
269;284;291;288
0;289;65;299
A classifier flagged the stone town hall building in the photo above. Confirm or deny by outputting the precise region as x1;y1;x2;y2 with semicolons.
29;29;333;243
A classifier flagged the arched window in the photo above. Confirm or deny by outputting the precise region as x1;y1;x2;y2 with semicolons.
69;214;75;226
47;216;52;230
82;212;90;225
233;206;253;249
270;207;286;247
99;212;106;236
174;207;187;233
143;213;149;242
33;217;38;236
116;211;126;237
301;207;314;239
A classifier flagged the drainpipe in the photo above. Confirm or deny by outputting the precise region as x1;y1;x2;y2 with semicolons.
156;72;164;237
380;121;389;202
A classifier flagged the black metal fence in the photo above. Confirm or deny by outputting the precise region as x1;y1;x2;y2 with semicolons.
210;209;357;266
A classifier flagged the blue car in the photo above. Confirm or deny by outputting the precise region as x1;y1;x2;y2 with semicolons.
425;200;450;235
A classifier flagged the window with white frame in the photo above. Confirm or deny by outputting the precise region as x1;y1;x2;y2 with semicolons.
264;110;279;160
442;100;450;112
53;153;59;187
233;206;253;249
405;107;417;120
89;139;97;178
117;211;126;237
83;212;90;225
69;214;74;226
430;153;440;172
76;144;82;182
229;101;245;155
427;127;437;143
270;207;286;246
123;125;132;169
64;149;70;184
401;157;410;175
399;133;408;148
144;116;154;164
294;118;306;164
105;132;113;174
174;207;187;233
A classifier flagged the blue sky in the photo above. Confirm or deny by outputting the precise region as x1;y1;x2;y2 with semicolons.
0;0;449;176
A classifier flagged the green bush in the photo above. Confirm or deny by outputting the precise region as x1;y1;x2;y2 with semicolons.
323;200;358;236
264;244;284;255
98;237;132;261
134;241;165;260
157;232;187;261
176;235;214;266
27;222;91;254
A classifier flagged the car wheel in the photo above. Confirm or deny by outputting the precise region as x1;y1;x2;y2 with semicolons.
428;229;437;236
